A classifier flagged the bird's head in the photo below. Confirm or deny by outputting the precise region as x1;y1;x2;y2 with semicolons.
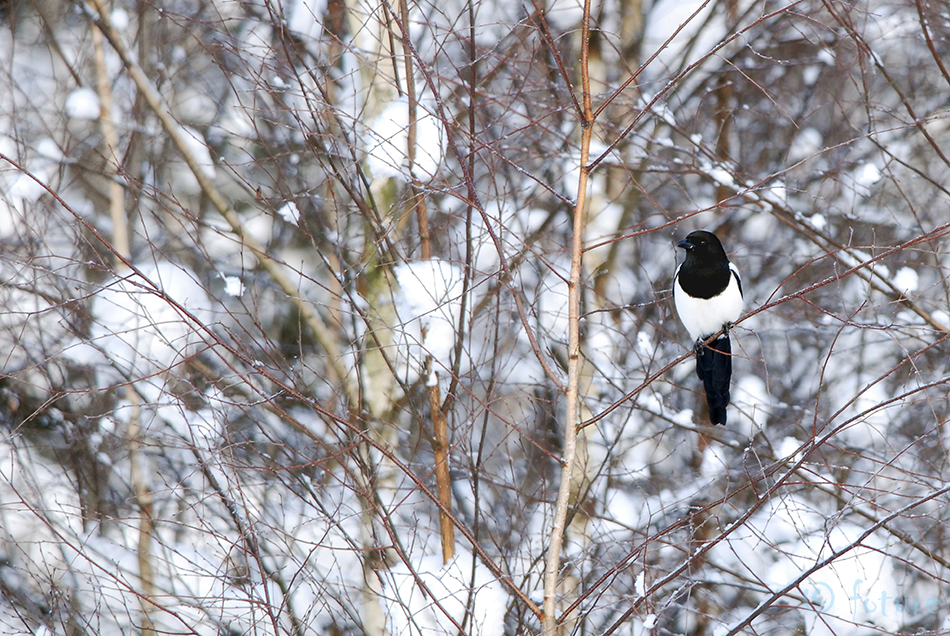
676;230;727;261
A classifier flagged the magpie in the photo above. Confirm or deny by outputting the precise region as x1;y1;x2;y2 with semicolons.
673;230;743;425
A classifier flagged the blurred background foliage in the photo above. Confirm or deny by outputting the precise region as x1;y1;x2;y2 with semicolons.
1;0;950;634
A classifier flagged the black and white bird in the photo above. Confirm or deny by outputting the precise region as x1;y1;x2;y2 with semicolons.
673;230;743;425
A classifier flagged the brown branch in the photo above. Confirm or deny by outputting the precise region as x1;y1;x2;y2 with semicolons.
428;379;455;563
542;0;594;630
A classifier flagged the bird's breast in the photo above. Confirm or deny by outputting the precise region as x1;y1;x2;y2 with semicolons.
674;272;743;341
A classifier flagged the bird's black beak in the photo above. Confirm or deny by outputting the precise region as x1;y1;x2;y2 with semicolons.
676;238;693;251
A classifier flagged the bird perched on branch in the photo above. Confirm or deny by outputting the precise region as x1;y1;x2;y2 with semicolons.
673;230;743;425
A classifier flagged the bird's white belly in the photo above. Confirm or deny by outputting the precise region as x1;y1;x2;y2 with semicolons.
674;274;743;341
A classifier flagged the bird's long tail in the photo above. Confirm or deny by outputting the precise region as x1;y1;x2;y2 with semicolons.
695;334;732;425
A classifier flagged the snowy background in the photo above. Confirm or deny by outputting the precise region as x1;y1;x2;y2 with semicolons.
1;0;950;634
